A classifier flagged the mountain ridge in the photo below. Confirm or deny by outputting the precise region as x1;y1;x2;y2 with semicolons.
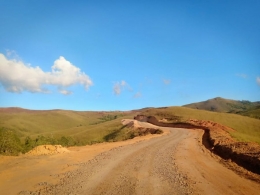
183;97;260;119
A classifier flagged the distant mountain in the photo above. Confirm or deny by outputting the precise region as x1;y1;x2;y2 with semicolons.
183;97;260;119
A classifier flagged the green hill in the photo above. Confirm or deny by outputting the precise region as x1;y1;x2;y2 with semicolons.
0;108;138;155
1;104;260;156
183;97;260;119
238;105;260;119
140;106;260;144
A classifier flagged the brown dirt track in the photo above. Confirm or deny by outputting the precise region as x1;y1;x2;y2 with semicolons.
0;120;259;195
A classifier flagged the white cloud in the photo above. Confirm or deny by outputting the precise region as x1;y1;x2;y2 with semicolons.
236;73;247;79
121;80;126;86
113;82;122;95
6;49;20;60
163;79;171;85
257;77;260;86
133;92;142;98
59;89;73;95
113;80;130;95
0;53;93;94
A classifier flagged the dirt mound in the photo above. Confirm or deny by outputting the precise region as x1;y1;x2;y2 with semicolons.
121;119;163;137
26;145;70;156
132;127;163;136
134;115;208;129
121;119;142;128
121;119;135;127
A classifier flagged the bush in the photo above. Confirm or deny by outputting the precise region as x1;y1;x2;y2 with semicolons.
59;136;76;146
0;128;23;155
0;128;78;156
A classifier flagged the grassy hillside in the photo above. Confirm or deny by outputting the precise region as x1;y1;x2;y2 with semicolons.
0;108;139;155
183;97;260;119
238;106;260;119
1;106;259;155
141;106;260;144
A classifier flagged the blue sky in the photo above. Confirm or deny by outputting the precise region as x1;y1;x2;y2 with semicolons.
0;0;260;111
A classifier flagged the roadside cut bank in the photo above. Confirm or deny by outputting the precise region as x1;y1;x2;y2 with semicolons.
134;115;260;176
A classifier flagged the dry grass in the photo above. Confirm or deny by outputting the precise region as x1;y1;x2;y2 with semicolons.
1;106;259;155
0;109;137;145
183;97;260;119
141;107;260;144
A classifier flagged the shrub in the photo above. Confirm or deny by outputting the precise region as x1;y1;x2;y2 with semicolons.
0;128;23;155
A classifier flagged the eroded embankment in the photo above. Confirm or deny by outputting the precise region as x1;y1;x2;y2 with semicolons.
189;119;260;176
134;115;260;176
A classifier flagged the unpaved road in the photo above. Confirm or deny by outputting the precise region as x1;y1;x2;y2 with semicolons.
1;121;260;195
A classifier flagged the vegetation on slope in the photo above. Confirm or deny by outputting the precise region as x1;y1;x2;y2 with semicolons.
0;128;23;155
1;104;259;156
141;106;260;144
183;97;260;119
238;105;260;119
0;108;140;155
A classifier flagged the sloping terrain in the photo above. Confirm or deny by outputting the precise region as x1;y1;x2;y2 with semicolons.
1;105;260;155
0;108;138;155
0;108;132;139
239;105;260;119
1;121;259;195
135;114;260;175
188;119;260;176
141;106;260;144
183;97;260;119
1;106;260;194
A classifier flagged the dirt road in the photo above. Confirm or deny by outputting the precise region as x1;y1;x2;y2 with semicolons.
1;121;260;195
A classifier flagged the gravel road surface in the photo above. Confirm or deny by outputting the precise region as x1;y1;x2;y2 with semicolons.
19;121;259;195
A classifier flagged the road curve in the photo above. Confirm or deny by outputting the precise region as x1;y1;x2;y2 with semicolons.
30;122;260;195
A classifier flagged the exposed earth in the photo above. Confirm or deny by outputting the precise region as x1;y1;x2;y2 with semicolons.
0;120;259;195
